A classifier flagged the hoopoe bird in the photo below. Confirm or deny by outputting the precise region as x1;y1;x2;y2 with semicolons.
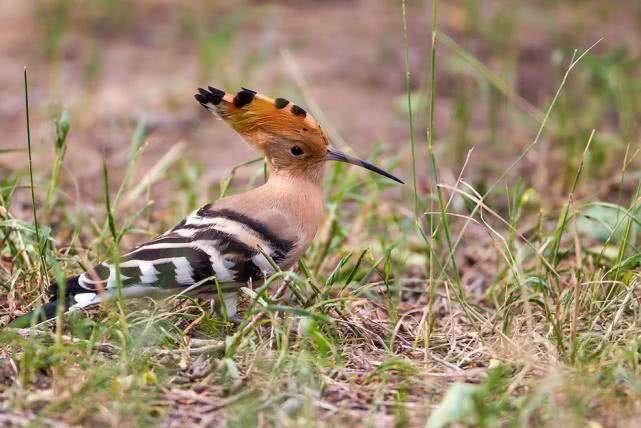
10;87;403;328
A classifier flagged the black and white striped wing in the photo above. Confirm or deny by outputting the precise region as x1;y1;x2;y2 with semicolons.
61;206;295;300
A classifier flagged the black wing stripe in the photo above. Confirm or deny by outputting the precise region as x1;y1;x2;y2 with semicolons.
135;229;258;257
123;246;216;286
169;218;186;232
130;227;266;283
155;261;179;289
61;205;298;296
93;264;110;280
197;208;295;257
232;259;262;282
120;265;143;286
124;246;206;262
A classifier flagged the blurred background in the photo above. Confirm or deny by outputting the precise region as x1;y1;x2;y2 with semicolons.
2;3;641;425
1;0;640;215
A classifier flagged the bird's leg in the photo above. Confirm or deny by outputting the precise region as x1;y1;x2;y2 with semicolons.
213;292;242;325
187;292;241;353
222;293;238;319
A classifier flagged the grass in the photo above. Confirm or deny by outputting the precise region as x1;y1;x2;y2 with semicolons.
2;1;641;427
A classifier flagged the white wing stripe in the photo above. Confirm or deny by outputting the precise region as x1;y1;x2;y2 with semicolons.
138;260;159;284
185;215;274;253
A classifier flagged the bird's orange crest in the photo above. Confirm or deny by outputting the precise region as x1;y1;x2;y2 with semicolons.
195;86;404;184
195;86;328;152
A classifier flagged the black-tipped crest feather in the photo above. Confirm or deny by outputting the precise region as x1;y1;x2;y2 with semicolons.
233;89;255;108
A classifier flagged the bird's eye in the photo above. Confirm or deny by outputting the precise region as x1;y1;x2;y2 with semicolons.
290;146;304;156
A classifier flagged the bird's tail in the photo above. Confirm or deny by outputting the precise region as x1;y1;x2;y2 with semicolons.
7;275;99;329
7;276;240;328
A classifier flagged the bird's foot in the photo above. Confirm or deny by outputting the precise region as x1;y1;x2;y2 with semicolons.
227;314;243;326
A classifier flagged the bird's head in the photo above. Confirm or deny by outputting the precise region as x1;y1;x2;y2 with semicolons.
195;87;403;184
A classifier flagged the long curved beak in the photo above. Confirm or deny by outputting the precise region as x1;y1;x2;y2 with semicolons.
325;147;404;184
